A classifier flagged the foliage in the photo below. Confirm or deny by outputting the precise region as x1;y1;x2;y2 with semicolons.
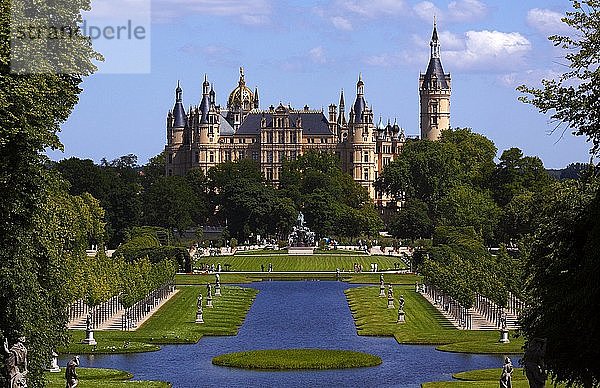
212;349;382;370
490;147;552;207
281;151;382;238
437;185;500;242
521;179;600;387
517;0;600;155
421;227;507;308
388;199;434;240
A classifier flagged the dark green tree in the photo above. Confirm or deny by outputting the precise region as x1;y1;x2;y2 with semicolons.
517;2;600;385
0;0;100;385
388;199;433;241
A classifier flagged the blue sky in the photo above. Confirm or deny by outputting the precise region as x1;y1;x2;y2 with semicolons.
48;0;590;168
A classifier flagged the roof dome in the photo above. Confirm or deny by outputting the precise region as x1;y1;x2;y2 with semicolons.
227;67;255;111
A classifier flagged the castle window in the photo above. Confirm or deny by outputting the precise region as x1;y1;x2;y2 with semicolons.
238;150;245;159
291;132;297;143
279;132;285;144
363;168;369;181
195;151;199;163
278;151;285;162
383;157;391;166
266;168;273;181
168;153;173;163
209;151;215;163
363;151;369;163
225;151;231;161
267;132;273;143
267;151;273;163
252;151;259;161
209;126;214;135
290;150;297;160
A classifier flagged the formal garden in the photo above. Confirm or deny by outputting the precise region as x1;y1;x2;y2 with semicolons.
2;1;600;387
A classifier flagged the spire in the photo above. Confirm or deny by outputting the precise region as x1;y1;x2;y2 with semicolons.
202;74;210;95
254;86;259;109
172;81;186;128
337;89;346;126
430;17;440;59
239;66;245;85
175;80;182;102
357;73;364;95
209;85;216;105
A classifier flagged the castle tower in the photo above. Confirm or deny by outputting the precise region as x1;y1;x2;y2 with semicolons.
165;81;190;176
347;74;376;198
419;19;451;141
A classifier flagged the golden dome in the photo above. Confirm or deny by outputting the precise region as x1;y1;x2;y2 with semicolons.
227;67;255;110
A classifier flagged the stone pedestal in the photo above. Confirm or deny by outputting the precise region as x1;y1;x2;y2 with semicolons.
387;297;395;309
206;297;213;308
499;329;510;343
379;285;386;297
47;351;61;372
287;246;315;255
195;310;204;324
81;329;97;345
215;286;221;296
397;310;405;323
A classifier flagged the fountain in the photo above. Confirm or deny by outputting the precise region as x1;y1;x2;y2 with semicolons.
287;212;316;255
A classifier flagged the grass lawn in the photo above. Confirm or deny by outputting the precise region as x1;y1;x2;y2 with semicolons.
343;273;422;284
62;285;258;354
196;254;406;272
45;367;169;387
422;368;563;388
175;273;253;284
212;349;381;370
345;286;524;354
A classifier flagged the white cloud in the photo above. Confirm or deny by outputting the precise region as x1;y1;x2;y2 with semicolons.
309;46;327;64
337;0;407;17
447;0;487;22
153;0;272;25
331;16;353;31
413;1;442;22
527;8;570;35
413;0;487;23
499;69;561;87
443;30;531;71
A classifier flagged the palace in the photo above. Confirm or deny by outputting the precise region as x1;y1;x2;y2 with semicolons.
165;22;451;207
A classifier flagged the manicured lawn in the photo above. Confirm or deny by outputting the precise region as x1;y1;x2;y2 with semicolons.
45;367;169;387
343;273;422;285
422;368;563;388
345;286;524;354
62;285;258;354
175;273;253;284
196;255;406;272
212;349;381;370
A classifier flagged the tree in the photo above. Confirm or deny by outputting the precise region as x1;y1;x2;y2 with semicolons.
0;0;100;385
517;2;600;385
491;148;552;207
518;0;600;155
388;199;433;240
437;185;501;243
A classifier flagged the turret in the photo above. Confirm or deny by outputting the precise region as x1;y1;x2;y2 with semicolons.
353;74;367;123
419;18;451;141
337;89;346;126
254;86;260;109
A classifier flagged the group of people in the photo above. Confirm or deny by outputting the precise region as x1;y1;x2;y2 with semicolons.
260;263;273;272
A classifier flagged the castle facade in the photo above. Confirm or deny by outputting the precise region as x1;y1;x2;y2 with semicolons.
165;22;450;207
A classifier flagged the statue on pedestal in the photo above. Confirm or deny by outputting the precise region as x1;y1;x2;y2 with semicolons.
499;356;513;388
2;336;28;388
65;355;79;388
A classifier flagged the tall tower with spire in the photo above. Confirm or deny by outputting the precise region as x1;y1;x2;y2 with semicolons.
419;18;451;141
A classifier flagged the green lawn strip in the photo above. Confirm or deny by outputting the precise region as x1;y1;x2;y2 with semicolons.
175;273;253;284
345;286;523;354
343;273;422;284
212;349;381;370
421;368;563;388
45;367;169;388
234;249;288;255
196;255;406;272
62;285;258;354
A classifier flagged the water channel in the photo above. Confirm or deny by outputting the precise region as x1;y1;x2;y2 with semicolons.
73;281;512;387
